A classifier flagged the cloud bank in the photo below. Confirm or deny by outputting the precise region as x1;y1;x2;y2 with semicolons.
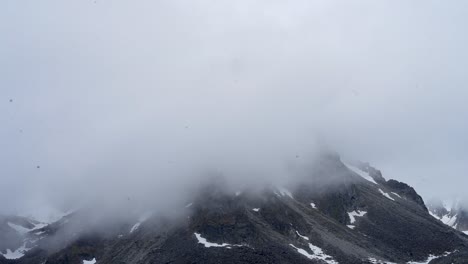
1;0;468;218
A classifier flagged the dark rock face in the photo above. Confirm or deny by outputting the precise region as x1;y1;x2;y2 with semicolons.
384;179;428;211
2;156;468;264
350;160;428;211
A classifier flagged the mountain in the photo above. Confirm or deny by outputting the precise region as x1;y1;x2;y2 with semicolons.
0;215;47;261
428;199;468;235
2;153;468;264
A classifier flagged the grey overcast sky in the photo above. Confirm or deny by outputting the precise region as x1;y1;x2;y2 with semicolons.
1;0;468;218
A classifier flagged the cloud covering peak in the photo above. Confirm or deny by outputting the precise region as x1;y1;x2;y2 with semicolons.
1;0;468;216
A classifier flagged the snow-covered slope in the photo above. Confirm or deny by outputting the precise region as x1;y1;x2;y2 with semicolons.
428;199;468;234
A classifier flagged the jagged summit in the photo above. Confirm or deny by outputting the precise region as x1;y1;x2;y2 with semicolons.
2;154;468;264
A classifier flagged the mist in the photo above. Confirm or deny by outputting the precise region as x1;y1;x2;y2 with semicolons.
1;0;468;220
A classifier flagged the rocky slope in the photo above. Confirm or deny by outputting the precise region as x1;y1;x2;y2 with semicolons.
2;154;468;264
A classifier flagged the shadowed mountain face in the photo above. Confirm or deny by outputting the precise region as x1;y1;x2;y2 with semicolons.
2;154;468;264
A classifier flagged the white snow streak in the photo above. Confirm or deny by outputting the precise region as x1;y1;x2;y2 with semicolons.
194;233;242;248
129;212;152;234
295;230;309;240
277;187;294;198
129;222;141;233
252;208;260;212
290;243;339;264
344;163;378;184
379;189;395;201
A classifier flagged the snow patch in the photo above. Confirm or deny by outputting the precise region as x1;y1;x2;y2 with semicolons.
368;257;396;264
83;258;96;264
347;225;356;229
344;163;378;184
406;251;453;264
348;210;367;224
185;203;193;208
379;189;395;201
391;192;401;198
310;202;317;209
252;208;260;212
0;243;31;260
194;233;242;248
463;231;468;235
290;243;339;264
295;230;309;240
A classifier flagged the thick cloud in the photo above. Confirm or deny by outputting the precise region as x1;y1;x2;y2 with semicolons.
1;0;468;219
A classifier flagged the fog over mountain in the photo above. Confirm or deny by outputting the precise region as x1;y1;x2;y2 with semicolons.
1;0;468;219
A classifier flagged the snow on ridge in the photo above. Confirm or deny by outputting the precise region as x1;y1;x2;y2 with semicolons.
83;258;96;264
429;211;458;228
378;189;395;201
194;233;243;248
440;214;457;227
290;243;339;264
391;192;401;198
295;230;309;240
344;163;378;184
